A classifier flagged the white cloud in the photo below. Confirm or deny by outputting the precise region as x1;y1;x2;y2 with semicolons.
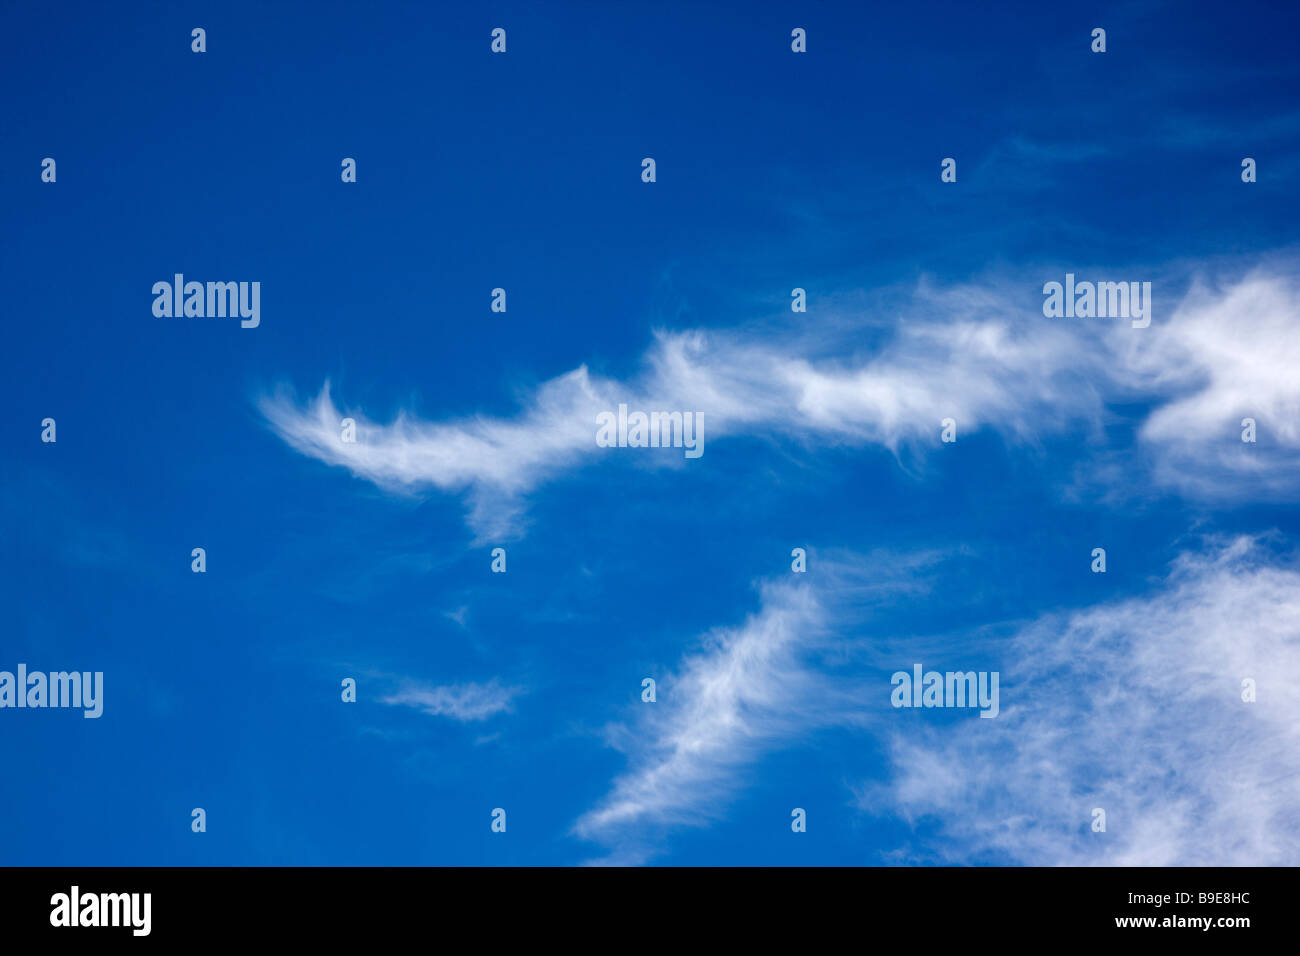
261;259;1300;535
382;679;521;722
572;538;1300;865
1123;269;1300;497
573;550;947;864
874;536;1300;865
574;580;830;849
260;370;609;540
259;285;1106;537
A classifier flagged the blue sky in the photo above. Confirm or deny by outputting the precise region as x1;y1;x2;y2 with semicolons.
3;0;1299;865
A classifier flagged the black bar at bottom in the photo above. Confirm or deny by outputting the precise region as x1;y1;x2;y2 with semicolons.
0;866;1275;941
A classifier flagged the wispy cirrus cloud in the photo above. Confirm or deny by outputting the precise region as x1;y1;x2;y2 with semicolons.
1122;269;1300;498
259;286;1102;539
870;535;1300;865
382;679;522;722
573;549;950;865
574;580;831;850
261;258;1300;537
576;535;1300;866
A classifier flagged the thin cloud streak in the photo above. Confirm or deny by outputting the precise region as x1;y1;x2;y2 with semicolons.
382;679;522;722
574;581;831;842
574;549;950;864
261;259;1300;537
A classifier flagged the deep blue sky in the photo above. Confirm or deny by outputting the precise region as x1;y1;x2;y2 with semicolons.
3;1;1299;866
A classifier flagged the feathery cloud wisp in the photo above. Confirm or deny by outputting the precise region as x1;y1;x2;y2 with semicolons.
573;549;951;864
261;261;1300;536
574;580;830;843
873;536;1300;865
382;679;522;722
